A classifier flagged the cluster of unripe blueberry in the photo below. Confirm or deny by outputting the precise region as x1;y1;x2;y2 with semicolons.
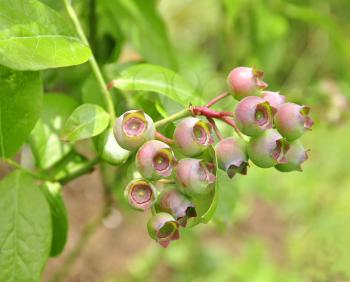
110;66;313;248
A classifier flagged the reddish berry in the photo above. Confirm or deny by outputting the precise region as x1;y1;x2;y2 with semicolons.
235;96;276;137
275;140;309;172
157;188;197;227
124;179;157;211
227;66;268;100
215;137;248;178
136;140;176;180
173;117;214;157
114;110;155;150
261;91;286;109
248;129;290;168
147;212;180;248
174;158;216;196
274;103;314;141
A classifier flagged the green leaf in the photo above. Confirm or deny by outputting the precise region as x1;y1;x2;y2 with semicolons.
188;146;219;227
108;64;203;108
0;0;91;71
100;0;177;69
41;182;68;257
0;171;52;282
0;66;43;158
61;104;110;142
29;94;79;169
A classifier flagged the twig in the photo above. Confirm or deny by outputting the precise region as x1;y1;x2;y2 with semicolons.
3;158;49;181
64;0;116;124
155;109;191;128
207;118;223;140
206;92;230;108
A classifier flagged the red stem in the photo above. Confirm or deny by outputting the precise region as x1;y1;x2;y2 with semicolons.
155;132;174;145
206;92;230;108
207;118;223;140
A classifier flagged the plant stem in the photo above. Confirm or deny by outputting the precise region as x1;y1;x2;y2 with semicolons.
64;0;116;124
58;157;100;185
155;109;191;128
207;118;223;140
3;159;49;180
206;92;231;108
155;132;174;145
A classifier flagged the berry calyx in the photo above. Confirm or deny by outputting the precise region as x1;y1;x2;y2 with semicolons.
235;96;276;137
157;188;197;227
174;158;216;196
248;129;290;168
215;137;248;178
173;117;214;157
124;179;157;211
275;140;309;172
136;140;176;180
274;103;314;141
147;212;180;248
113;110;155;151
227;66;268;100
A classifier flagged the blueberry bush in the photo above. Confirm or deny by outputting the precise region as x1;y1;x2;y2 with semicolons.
0;0;349;281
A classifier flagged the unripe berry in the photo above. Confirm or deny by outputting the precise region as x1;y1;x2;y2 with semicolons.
227;66;268;100
124;179;157;211
261;91;286;109
274;103;314;141
98;128;130;165
157;189;196;227
275;140;309;172
113;110;155;151
247;129;290;168
215;137;248;178
173;117;214;157
136;140;176;180
174;158;216;196
235;96;276;137
147;212;180;248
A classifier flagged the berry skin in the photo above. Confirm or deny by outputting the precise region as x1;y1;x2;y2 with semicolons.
174;158;216;196
248;129;290;168
98;128;130;165
227;66;268;100
124;179;157;211
274;103;314;141
235;96;276;137
157;188;197;227
113;110;155;151
215;137;248;178
147;212;180;248
275;140;309;172
173;117;214;157
261;91;286;109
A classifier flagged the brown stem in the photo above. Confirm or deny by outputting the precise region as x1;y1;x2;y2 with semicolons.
221;116;244;139
206;92;231;108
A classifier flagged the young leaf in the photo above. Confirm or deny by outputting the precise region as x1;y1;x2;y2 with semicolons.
41;182;68;257
100;0;177;69
0;66;43;158
29;94;79;169
61;104;110;142
0;0;91;70
0;171;52;282
108;64;203;107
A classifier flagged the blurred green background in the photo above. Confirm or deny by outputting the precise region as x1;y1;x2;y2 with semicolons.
41;0;350;281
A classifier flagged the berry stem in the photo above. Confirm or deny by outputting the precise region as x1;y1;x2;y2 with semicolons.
64;0;116;124
206;92;231;108
207;118;223;140
155;132;175;145
155;109;191;128
221;116;245;139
